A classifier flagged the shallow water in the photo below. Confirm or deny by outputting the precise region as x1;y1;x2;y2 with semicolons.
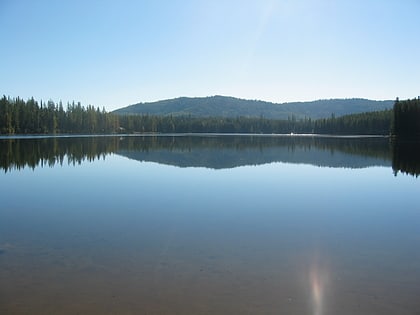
0;135;419;314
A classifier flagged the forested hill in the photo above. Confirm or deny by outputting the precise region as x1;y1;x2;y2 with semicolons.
113;95;394;119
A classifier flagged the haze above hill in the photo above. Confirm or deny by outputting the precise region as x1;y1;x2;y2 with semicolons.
113;96;393;120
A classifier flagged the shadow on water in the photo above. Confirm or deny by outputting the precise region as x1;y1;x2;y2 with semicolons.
0;134;418;176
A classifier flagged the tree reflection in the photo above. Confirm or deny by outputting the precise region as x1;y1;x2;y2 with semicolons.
0;137;119;172
1;135;418;176
392;139;420;177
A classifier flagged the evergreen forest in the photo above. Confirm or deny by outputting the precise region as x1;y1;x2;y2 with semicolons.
0;96;118;134
392;97;420;138
113;95;393;119
0;95;418;136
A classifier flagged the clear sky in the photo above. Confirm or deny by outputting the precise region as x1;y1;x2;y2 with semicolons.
1;0;419;111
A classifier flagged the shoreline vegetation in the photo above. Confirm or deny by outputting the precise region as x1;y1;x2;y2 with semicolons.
0;95;419;137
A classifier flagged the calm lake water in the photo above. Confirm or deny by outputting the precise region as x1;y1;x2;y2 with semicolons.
0;135;419;315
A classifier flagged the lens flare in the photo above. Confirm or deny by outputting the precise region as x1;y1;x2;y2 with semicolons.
309;256;330;315
310;267;324;315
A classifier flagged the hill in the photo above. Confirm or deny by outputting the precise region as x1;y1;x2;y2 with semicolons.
112;95;394;119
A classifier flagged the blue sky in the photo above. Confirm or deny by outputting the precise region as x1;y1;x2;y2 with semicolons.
1;0;419;111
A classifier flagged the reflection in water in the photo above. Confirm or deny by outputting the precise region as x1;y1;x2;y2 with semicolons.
117;135;392;169
0;134;397;171
309;257;329;315
0;136;119;172
392;138;420;177
0;135;419;314
311;267;323;315
2;134;420;176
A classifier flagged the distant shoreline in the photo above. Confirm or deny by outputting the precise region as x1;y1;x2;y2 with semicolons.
0;133;391;140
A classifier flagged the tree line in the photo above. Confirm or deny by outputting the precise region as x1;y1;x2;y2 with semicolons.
0;96;118;134
1;95;418;136
117;110;393;135
392;97;420;138
390;97;420;177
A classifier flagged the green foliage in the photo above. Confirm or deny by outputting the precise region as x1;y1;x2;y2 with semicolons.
0;95;395;136
393;97;420;138
113;95;394;120
118;110;392;135
313;110;392;135
0;96;118;134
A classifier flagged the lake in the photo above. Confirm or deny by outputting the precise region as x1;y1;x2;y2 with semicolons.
0;135;419;315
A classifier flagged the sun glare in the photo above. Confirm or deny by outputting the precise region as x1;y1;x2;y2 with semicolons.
311;267;323;315
309;257;330;315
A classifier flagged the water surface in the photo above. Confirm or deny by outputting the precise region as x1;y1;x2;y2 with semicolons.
0;135;419;314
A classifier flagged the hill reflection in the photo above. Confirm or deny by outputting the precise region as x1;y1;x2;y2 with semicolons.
1;135;407;174
117;135;392;169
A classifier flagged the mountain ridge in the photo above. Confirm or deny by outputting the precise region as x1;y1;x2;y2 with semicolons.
112;95;394;119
